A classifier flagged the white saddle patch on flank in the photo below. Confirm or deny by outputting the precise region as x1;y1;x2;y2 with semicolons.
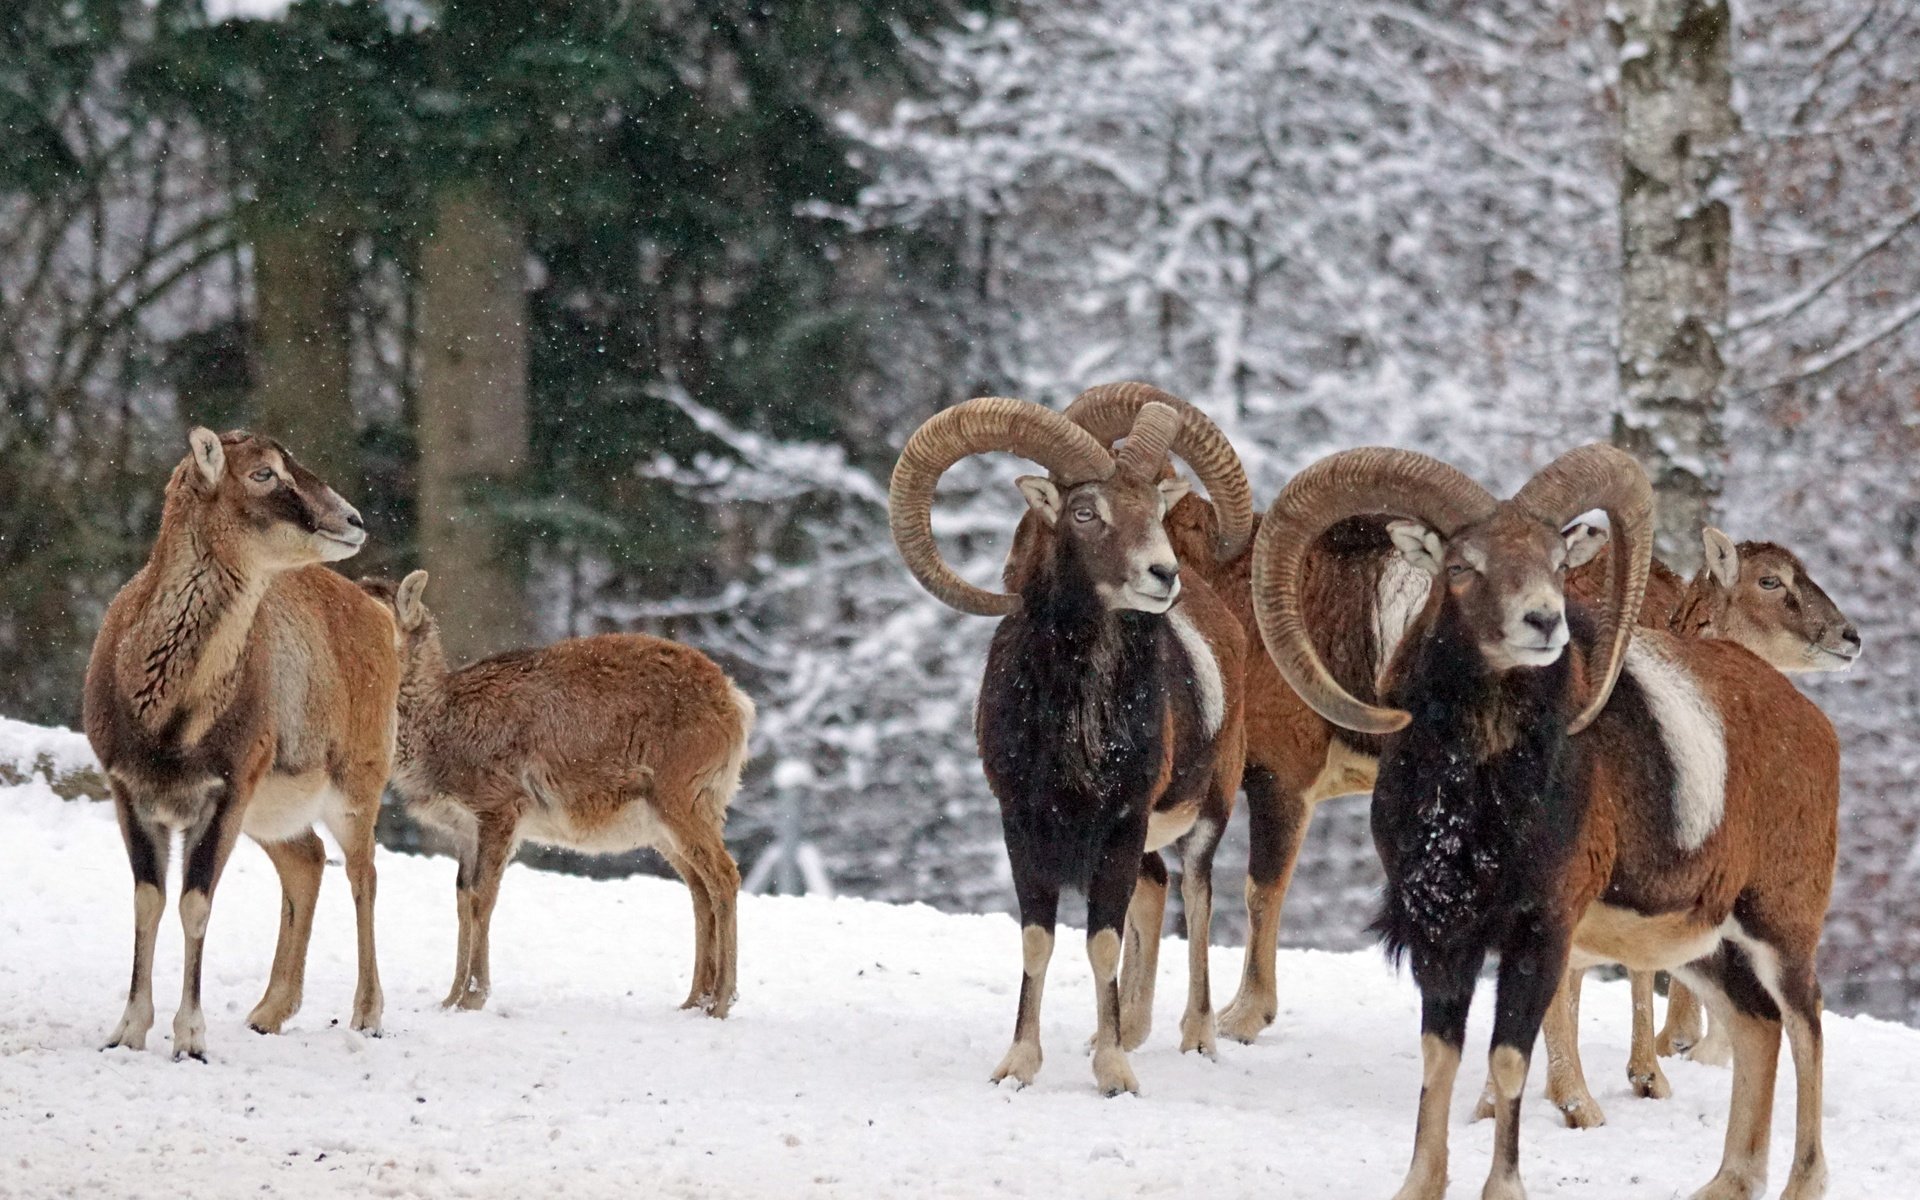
1374;556;1432;676
1167;606;1226;740
1623;637;1728;852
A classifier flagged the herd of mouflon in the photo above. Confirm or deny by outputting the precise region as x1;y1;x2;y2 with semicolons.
84;390;1859;1200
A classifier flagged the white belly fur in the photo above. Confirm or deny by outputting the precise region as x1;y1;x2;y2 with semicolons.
518;804;669;856
1145;802;1198;853
242;769;341;843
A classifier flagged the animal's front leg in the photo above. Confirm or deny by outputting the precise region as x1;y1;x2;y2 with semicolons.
456;812;518;1012
1394;989;1470;1200
1086;828;1145;1097
248;830;325;1034
172;793;250;1061
1626;969;1672;1099
990;845;1058;1089
328;770;390;1034
106;800;169;1052
1478;936;1569;1200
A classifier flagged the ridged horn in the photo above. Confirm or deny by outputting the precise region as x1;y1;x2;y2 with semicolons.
1062;382;1254;560
1116;401;1182;480
1513;443;1654;733
889;397;1116;615
1250;447;1497;734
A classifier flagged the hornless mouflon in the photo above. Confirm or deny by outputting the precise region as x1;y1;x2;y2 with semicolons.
85;428;399;1060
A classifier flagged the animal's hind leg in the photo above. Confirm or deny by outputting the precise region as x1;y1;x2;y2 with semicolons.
1626;969;1672;1098
662;806;740;1018
991;843;1058;1089
1679;951;1781;1200
660;845;717;1010
1220;765;1309;1044
106;800;169;1052
1659;976;1707;1057
1773;958;1827;1200
1117;853;1166;1051
247;830;325;1034
1177;816;1225;1057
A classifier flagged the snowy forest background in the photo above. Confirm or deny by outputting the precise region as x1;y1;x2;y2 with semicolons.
4;0;1917;1021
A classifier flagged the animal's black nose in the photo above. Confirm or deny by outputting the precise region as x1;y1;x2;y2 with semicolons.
1522;608;1561;636
1147;562;1178;588
346;512;365;530
1840;624;1861;648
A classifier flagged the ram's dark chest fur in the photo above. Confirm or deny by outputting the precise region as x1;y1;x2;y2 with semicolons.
978;576;1173;892
1370;604;1586;991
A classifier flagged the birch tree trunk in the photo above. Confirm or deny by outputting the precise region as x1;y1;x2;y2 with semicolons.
1610;0;1736;575
416;185;532;664
251;215;359;492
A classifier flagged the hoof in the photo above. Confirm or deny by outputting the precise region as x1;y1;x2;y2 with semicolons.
1655;1031;1691;1058
1091;1044;1138;1097
1628;1066;1672;1100
245;1000;294;1036
171;1013;207;1062
1551;1093;1606;1129
991;1040;1042;1089
1779;1160;1828;1200
1688;1029;1733;1067
1687;1169;1764;1200
1179;1011;1217;1059
1217;994;1274;1045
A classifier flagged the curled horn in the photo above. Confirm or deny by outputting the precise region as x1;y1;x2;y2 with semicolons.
1062;382;1254;560
1513;443;1653;733
888;397;1115;615
1116;401;1182;480
1250;448;1497;734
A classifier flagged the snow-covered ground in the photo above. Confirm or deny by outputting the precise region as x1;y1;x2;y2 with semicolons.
2;731;1917;1199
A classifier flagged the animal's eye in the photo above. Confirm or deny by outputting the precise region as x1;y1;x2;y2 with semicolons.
1072;508;1097;524
1759;575;1782;590
1446;563;1470;579
250;468;275;484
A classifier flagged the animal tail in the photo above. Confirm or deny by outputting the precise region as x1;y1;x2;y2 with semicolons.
693;682;755;824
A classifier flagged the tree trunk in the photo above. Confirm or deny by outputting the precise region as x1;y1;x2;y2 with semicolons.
250;215;359;492
416;185;532;665
1610;0;1736;576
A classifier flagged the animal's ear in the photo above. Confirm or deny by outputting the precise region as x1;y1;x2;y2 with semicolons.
187;427;225;487
1015;476;1062;526
1563;519;1610;569
1388;519;1446;577
396;570;430;631
1702;526;1738;588
1157;474;1192;509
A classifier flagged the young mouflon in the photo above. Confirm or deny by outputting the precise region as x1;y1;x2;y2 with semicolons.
362;571;752;1016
